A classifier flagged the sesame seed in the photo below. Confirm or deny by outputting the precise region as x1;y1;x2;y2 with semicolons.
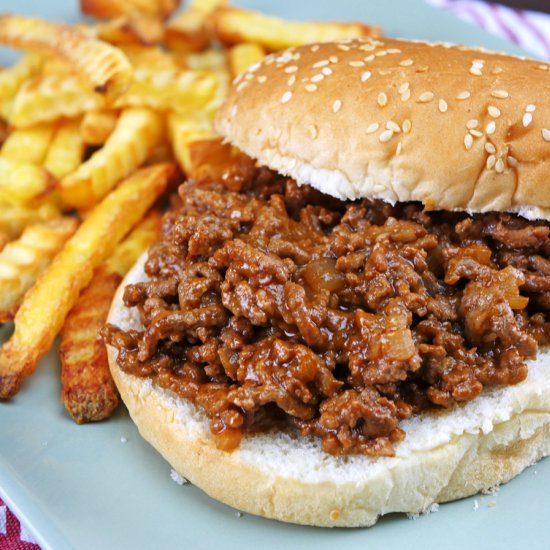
281;91;292;104
377;92;388;107
329;55;339;64
526;104;536;113
387;120;401;133
310;44;320;52
322;67;333;75
508;156;518;167
456;91;471;100
398;82;410;94
288;75;296;86
418;91;434;103
305;84;317;92
466;119;479;129
244;73;253;81
349;61;365;67
387;48;402;54
313;60;329;68
337;44;350;51
375;50;387;57
308;125;318;139
311;73;324;83
402;119;412;133
439;99;448;113
360;43;375;52
379;129;393;142
491;90;509;99
284;66;298;73
366;122;380;134
470;129;483;137
332;99;342;113
361;71;372;82
495;158;505;173
230;105;237;117
396;141;403;155
488;106;501;118
236;82;248;92
486;121;496;135
364;54;375;62
485;143;496;154
399;59;413;66
464;134;474;150
538;64;549;71
486;155;496;169
470;67;482;76
257;75;267;83
232;74;243;85
400;89;411;101
523;113;532;127
248;62;261;72
543;128;550;141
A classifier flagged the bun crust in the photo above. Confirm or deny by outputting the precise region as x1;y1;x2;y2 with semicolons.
107;255;550;527
215;38;550;220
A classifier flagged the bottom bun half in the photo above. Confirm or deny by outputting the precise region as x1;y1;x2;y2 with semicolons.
107;254;550;527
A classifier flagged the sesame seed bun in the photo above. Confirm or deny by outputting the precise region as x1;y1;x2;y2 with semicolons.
107;254;550;527
215;38;550;220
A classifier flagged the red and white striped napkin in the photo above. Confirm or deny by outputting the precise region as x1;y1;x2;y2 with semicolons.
427;0;550;58
0;498;40;550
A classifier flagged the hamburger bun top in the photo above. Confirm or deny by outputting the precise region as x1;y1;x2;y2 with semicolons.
215;38;550;220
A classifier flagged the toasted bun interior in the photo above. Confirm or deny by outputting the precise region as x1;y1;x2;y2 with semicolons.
107;254;550;527
215;38;550;220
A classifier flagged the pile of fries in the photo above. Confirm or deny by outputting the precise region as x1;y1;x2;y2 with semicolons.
0;0;380;423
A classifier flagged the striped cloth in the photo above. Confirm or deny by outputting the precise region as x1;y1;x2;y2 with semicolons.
427;0;550;58
0;498;39;550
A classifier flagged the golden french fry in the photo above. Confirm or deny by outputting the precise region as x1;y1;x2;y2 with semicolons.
168;112;216;174
165;0;227;52
213;6;381;51
184;48;227;71
81;0;180;19
9;74;106;127
0;201;60;240
0;158;56;206
113;67;220;115
44;119;86;179
0;14;133;97
97;12;165;46
80;109;118;145
0;163;174;398
61;108;163;209
0;232;8;252
59;210;161;423
120;44;177;70
228;43;266;77
0;52;43;105
0;123;56;165
41;57;74;77
0;218;79;323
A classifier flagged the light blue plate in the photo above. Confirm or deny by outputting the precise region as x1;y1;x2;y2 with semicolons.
0;2;548;549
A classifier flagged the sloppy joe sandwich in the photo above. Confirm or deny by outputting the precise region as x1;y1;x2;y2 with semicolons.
105;38;550;527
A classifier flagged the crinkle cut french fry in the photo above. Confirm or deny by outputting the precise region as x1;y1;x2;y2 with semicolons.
97;13;165;46
213;6;382;51
59;210;161;423
61;108;163;209
0;14;133;98
165;0;227;52
0;217;79;323
81;0;180;19
9;74;106;127
0;52;43;105
80;109;118;145
0;157;56;206
0;163;174;398
44;119;85;179
113;67;220;115
228;43;266;77
168;112;216;174
0;201;60;240
0;123;56;165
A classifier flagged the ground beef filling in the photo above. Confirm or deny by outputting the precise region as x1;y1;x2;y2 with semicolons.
104;167;550;457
